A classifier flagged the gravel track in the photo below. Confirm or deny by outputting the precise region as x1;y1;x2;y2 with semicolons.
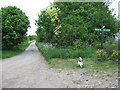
1;42;118;88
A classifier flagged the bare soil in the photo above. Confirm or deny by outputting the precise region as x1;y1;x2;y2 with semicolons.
1;42;118;88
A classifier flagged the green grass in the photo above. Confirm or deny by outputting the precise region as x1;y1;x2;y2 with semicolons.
46;57;118;74
48;58;118;73
36;42;118;71
2;41;30;59
36;42;97;61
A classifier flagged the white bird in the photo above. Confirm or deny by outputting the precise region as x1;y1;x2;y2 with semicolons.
78;57;84;68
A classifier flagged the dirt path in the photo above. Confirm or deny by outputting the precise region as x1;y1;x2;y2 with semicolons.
1;42;118;88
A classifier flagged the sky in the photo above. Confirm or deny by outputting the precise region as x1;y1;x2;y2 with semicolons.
108;0;119;17
0;0;119;35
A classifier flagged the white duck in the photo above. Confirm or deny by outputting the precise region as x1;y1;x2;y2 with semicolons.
78;57;84;68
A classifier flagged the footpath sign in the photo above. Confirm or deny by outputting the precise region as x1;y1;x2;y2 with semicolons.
95;28;110;31
95;26;110;49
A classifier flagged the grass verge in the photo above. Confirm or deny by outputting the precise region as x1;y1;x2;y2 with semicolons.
36;42;97;61
2;41;30;59
36;42;118;71
48;58;118;72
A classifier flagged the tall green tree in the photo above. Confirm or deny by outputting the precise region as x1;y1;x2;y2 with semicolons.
36;4;61;44
1;6;30;49
53;2;119;46
36;9;53;43
36;2;119;47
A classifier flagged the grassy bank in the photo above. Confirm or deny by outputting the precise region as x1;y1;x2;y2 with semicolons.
2;41;30;59
36;42;97;61
36;42;118;70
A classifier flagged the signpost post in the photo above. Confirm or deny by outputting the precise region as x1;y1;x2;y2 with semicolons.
95;26;110;49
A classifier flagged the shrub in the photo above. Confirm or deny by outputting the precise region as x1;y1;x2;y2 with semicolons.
96;49;107;61
111;50;120;59
104;42;118;55
74;40;88;49
93;41;101;49
1;6;30;50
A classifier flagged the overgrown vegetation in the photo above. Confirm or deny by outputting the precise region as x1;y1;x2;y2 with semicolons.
94;37;119;61
35;2;119;69
36;42;97;61
36;41;118;70
2;41;30;59
36;38;118;69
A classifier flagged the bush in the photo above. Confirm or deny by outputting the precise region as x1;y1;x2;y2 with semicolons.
74;40;88;49
1;6;30;50
93;41;101;49
104;42;118;55
2;41;29;59
111;50;120;59
96;49;107;61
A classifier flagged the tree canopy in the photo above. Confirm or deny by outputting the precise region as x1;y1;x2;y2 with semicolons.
1;6;30;49
36;2;119;47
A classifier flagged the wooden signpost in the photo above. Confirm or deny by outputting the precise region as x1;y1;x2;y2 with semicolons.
95;26;110;49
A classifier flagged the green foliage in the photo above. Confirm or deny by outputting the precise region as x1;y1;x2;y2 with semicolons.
35;4;62;46
111;50;120;59
36;2;119;47
47;3;60;23
74;40;88;49
96;49;107;61
36;42;96;61
36;42;118;70
1;6;30;50
103;40;118;55
95;38;119;61
28;35;36;41
93;41;101;48
2;41;29;59
36;9;54;43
